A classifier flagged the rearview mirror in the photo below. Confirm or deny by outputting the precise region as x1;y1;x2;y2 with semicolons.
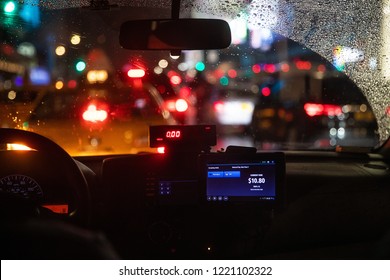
119;19;231;50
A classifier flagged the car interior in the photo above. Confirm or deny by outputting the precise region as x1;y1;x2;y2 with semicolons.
1;0;390;260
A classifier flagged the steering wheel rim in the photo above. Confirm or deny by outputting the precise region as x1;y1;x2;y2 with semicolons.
0;128;91;226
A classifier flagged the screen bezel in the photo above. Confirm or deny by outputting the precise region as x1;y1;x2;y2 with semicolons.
198;152;285;208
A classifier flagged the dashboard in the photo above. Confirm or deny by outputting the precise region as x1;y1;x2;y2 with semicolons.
97;150;390;259
1;126;390;259
0;150;76;216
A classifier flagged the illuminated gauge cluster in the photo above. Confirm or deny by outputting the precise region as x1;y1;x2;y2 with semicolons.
0;174;43;199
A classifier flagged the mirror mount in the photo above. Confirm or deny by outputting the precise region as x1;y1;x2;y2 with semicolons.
171;0;181;19
171;0;181;56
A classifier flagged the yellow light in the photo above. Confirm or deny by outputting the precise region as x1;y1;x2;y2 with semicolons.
55;80;64;90
87;71;97;83
97;70;108;82
8;90;16;100
6;143;33;151
154;66;163;74
55;45;66;56
158;59;168;68
87;70;108;83
124;130;133;140
241;102;252;112
70;34;81;45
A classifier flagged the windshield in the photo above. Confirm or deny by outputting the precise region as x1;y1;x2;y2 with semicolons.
1;0;389;155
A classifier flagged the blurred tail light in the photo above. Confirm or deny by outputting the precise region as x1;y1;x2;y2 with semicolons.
324;104;342;116
170;75;182;85
175;99;188;112
127;69;145;78
165;99;188;113
165;100;176;111
157;147;165;154
304;103;323;117
82;104;108;123
304;103;342;117
214;101;224;112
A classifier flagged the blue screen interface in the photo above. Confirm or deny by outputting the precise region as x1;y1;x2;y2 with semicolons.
206;161;276;202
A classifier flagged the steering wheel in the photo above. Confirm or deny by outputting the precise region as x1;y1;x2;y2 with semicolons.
0;128;91;226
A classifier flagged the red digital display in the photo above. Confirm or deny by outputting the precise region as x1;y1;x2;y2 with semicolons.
166;130;181;138
149;125;216;148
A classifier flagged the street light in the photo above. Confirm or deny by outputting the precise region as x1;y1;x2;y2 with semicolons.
4;1;16;14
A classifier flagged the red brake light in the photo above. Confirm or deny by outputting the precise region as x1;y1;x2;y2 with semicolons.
157;147;165;154
165;100;176;111
323;104;342;116
175;99;188;112
165;99;188;113
179;87;191;98
252;64;261;73
261;87;271;97
214;101;224;112
127;69;145;78
304;103;324;117
296;60;312;70
304;103;342;117
281;63;290;72
264;64;276;73
82;104;108;122
227;69;237;78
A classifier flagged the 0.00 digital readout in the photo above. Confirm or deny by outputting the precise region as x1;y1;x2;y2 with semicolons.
212;266;272;276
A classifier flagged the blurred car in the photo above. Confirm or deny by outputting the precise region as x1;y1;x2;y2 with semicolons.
146;72;190;124
1;0;390;262
211;88;256;132
251;74;379;149
125;68;191;123
26;82;176;155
